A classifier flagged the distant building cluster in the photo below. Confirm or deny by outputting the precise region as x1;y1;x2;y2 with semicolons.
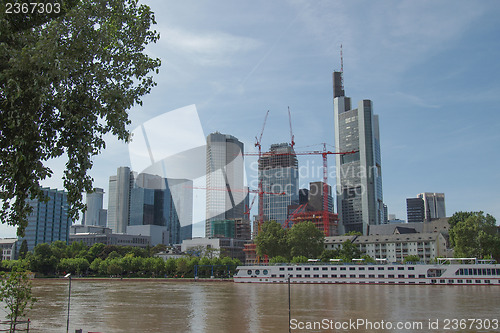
6;68;453;264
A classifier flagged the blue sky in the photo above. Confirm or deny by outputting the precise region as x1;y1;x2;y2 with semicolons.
2;0;500;237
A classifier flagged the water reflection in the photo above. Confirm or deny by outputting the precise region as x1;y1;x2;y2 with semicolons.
7;279;498;333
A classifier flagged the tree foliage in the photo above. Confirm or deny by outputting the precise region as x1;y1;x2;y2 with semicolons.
255;221;289;258
0;271;37;332
287;221;324;259
403;255;421;263
449;212;499;260
339;240;362;262
255;221;326;260
0;0;161;235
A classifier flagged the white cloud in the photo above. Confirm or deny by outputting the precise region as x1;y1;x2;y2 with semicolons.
160;27;262;66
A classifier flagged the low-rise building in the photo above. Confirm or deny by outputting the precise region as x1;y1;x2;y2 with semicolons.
0;239;17;260
369;218;451;236
181;237;247;262
69;224;150;248
325;232;448;263
127;225;169;246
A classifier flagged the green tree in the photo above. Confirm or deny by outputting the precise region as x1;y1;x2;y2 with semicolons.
165;258;176;276
448;211;477;247
449;212;499;259
67;241;88;259
269;256;288;264
107;258;123;276
403;255;421;263
344;231;363;236
58;257;89;275
107;251;121;260
18;241;28;260
0;0;161;236
150;244;167;256
0;271;37;332
90;258;102;274
87;243;106;263
287;221;325;259
291;256;308;264
255;221;289;258
339;240;362;262
320;249;341;262
359;254;375;264
30;243;57;275
176;257;188;277
49;241;68;261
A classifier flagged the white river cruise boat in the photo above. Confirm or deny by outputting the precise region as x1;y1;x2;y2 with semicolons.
234;258;500;285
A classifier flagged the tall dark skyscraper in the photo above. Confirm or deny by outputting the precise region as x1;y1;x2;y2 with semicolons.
333;71;384;235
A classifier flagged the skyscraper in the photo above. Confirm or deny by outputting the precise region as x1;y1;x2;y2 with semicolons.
107;167;135;233
129;173;193;244
205;132;246;238
259;143;299;225
19;187;72;252
108;168;193;244
417;192;446;221
308;181;333;212
406;197;425;223
333;71;384;235
84;188;107;226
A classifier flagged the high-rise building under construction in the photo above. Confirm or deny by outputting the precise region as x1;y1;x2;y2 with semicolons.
259;143;299;225
333;71;384;235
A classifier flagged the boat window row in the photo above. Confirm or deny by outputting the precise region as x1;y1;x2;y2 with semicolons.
276;274;427;279
278;266;411;272
247;269;269;275
455;268;500;276
431;279;497;284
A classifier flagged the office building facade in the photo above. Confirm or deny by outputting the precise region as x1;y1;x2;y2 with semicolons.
107;167;135;233
205;132;246;237
19;187;72;252
259;143;299;225
108;167;193;244
406;197;425;223
418;192;446;221
84;188;107;226
308;181;333;212
333;71;384;235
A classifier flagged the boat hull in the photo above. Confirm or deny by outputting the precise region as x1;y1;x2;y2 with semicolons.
234;264;500;285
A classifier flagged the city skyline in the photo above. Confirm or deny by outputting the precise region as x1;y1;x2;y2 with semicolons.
1;1;500;237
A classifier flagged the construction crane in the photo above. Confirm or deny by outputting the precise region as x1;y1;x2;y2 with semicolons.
255;110;269;232
282;203;308;229
288;106;295;149
244;144;357;235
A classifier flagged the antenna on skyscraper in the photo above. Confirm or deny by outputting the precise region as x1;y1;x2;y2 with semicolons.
340;44;344;92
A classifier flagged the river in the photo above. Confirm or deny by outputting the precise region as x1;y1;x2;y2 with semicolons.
5;279;500;332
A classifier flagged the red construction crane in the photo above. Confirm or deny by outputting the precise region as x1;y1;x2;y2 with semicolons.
255;110;269;232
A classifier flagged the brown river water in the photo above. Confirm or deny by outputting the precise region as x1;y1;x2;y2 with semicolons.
4;279;499;332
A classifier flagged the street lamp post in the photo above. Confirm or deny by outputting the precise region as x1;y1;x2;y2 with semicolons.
64;273;71;333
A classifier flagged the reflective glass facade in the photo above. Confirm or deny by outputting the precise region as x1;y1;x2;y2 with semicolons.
206;132;246;237
259;143;299;225
20;187;71;252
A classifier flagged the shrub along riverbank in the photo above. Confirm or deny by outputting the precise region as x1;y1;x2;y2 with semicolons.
2;241;241;278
